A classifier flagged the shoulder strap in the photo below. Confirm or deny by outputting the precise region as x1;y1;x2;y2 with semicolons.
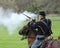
40;19;49;29
37;19;49;35
38;19;51;35
38;25;45;34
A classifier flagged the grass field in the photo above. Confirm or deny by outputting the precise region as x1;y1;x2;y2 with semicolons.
0;14;60;48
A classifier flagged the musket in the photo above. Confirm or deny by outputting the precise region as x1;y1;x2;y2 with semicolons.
23;14;36;22
23;14;33;20
23;13;36;22
20;14;36;41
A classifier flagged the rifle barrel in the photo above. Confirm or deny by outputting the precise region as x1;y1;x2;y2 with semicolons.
23;14;33;19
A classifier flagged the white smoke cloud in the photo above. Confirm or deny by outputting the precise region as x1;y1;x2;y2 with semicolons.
0;7;37;35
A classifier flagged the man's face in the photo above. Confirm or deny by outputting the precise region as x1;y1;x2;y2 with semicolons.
38;15;42;20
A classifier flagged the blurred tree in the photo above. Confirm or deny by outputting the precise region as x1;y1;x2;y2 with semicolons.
33;0;60;14
0;0;60;13
25;0;60;14
15;0;34;12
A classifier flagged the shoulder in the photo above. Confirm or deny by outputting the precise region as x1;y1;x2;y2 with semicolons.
47;19;52;24
47;19;51;21
47;19;51;22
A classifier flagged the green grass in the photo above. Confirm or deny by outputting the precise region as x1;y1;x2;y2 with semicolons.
0;15;60;48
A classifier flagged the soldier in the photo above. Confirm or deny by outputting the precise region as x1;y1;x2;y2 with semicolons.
29;11;52;48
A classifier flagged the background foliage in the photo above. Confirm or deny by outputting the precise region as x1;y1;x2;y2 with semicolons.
0;0;60;13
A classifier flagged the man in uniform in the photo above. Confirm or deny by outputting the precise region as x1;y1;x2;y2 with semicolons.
29;11;52;48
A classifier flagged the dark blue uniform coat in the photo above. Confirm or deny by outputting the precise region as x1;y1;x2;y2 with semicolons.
29;18;52;36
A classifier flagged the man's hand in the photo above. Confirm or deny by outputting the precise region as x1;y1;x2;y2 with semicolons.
28;19;36;26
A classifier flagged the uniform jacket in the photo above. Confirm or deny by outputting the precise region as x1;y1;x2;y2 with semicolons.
29;18;52;36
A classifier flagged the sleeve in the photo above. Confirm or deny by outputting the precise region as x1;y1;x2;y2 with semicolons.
29;21;38;29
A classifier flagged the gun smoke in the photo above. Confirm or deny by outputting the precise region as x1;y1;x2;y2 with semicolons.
0;6;37;35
